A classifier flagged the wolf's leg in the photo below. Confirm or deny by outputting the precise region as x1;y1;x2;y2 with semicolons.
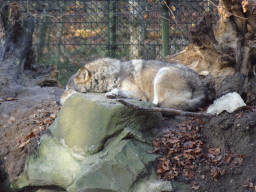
152;67;192;109
105;88;143;100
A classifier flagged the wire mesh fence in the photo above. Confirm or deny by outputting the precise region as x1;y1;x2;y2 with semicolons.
1;0;218;85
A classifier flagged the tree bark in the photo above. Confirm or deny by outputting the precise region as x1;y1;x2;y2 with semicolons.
1;3;35;70
161;0;256;103
0;3;36;97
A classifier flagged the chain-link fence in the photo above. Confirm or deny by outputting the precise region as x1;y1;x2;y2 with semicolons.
1;0;218;85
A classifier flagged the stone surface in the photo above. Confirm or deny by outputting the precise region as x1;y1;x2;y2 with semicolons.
51;93;161;154
207;92;246;115
12;93;174;192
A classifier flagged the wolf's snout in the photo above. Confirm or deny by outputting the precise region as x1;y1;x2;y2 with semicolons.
59;88;77;105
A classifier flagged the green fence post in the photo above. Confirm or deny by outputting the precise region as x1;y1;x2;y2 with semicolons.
161;0;170;57
107;0;117;58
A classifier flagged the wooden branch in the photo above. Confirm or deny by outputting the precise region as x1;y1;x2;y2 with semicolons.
117;99;216;119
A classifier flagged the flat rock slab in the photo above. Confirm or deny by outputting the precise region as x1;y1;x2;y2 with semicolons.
51;93;161;154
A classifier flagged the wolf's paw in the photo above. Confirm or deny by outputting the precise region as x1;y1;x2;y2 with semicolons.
105;88;120;99
105;92;118;99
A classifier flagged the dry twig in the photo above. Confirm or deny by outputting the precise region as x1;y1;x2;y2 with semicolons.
117;99;216;119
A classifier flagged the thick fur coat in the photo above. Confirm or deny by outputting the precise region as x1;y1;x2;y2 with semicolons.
60;58;206;110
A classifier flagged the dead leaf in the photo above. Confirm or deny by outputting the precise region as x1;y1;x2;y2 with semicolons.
210;167;225;178
153;140;159;147
19;139;31;148
249;181;253;188
192;182;201;190
236;113;243;119
144;13;149;20
223;154;232;163
207;153;215;160
50;114;56;119
231;156;244;166
6;98;18;101
209;148;221;155
210;168;219;178
43;117;53;125
22;131;36;142
185;170;194;180
167;138;180;144
173;155;180;161
212;155;223;164
194;147;202;154
7;116;15;124
153;147;161;153
33;119;40;124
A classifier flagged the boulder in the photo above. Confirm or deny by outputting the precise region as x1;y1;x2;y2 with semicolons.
11;93;174;192
52;93;161;154
207;92;246;115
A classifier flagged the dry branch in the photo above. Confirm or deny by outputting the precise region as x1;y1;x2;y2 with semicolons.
117;99;216;119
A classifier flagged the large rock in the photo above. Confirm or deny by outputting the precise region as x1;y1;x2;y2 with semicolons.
207;92;246;115
11;93;174;192
52;93;161;154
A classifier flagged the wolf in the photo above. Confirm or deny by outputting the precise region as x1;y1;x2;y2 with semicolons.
59;58;206;110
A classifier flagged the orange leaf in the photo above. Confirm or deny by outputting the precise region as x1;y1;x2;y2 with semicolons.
22;131;36;142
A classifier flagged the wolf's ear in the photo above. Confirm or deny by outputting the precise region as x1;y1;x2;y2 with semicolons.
74;67;91;84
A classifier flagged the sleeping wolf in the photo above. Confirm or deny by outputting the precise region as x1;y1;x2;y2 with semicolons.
59;58;206;110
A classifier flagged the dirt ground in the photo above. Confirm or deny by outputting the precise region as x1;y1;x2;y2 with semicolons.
154;107;256;192
0;86;63;190
0;85;256;191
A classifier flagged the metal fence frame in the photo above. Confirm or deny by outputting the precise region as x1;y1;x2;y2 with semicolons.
1;0;218;84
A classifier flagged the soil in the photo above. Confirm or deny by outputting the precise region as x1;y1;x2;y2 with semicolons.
0;86;63;190
0;84;256;192
154;108;256;192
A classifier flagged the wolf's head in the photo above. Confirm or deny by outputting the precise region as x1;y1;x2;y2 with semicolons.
59;67;91;105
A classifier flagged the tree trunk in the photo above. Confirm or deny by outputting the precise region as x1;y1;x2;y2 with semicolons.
161;0;256;103
0;3;35;97
129;0;144;59
1;3;35;69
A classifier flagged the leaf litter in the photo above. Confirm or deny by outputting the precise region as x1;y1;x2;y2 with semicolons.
154;117;245;190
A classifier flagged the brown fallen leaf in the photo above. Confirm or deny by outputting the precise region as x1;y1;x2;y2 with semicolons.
22;131;36;142
43;117;53;125
223;154;232;163
153;147;161;153
210;167;225;178
212;155;223;164
231;156;244;167
19;139;31;148
6;98;18;101
50;114;56;119
144;12;149;20
192;182;201;190
7;116;15;124
185;170;194;180
153;140;159;147
208;148;221;155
